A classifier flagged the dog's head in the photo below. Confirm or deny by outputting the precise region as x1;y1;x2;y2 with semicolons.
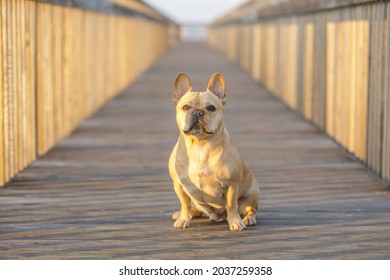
173;73;227;140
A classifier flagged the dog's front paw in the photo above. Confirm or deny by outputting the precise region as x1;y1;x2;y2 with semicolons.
228;218;246;231
174;218;190;229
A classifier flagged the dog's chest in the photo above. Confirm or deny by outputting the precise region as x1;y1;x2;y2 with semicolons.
180;151;226;206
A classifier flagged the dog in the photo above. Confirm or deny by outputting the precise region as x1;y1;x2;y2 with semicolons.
168;72;260;231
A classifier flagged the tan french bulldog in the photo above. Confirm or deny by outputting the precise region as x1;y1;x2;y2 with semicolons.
169;72;260;231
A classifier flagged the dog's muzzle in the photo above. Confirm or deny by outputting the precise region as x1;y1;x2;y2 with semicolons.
183;109;212;135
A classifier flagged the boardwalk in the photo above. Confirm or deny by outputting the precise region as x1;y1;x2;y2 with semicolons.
0;42;389;259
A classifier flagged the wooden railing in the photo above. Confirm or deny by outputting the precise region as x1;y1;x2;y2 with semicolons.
0;0;179;186
208;0;390;185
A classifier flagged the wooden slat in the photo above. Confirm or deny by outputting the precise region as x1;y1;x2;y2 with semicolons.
4;0;12;181
367;3;375;170
312;12;326;129
382;2;390;183
62;6;71;139
265;24;277;93
24;0;35;169
51;4;62;141
341;10;351;150
296;16;305;114
367;3;385;175
355;5;369;161
37;2;48;155
19;0;27;171
277;20;285;101
12;0;19;174
288;19;298;110
326;13;336;138
303;19;314;121
0;0;4;185
348;7;357;154
252;24;261;82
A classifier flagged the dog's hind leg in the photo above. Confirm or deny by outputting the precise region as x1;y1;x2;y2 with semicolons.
239;181;260;226
241;206;257;226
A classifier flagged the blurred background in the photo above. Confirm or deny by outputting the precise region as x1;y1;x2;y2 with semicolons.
143;0;247;41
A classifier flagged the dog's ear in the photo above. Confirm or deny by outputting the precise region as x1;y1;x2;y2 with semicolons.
173;73;192;105
207;73;226;105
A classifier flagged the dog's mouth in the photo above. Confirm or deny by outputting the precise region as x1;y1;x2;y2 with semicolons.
183;120;213;135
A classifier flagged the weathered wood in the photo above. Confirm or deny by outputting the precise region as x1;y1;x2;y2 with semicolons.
303;18;313;121
383;4;390;181
0;0;4;186
0;42;389;260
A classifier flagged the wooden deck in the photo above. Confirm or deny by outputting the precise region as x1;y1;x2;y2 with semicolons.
0;42;389;259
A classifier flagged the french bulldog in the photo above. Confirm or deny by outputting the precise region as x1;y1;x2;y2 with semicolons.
169;72;260;231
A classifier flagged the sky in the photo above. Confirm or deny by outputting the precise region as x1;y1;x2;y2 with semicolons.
143;0;249;24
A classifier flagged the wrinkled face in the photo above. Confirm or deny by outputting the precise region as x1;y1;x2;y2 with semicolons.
173;72;227;140
176;91;224;139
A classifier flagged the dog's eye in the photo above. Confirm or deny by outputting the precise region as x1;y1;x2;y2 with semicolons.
206;105;216;112
182;105;191;111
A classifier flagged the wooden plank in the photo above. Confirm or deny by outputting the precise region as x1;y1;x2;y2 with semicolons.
106;14;115;102
267;23;277;93
335;14;344;146
348;7;357;154
367;3;385;175
376;2;384;175
367;3;374;170
359;5;369;162
0;0;4;185
288;19;298;110
84;10;93;113
27;0;36;168
19;0;26;170
246;24;253;74
312;12;326;129
277;20;285;101
61;6;71;142
369;3;378;172
259;24;265;83
382;2;390;182
326;12;336;138
296;16;305;114
303;19;313;121
52;4;61;141
355;5;369;161
4;0;12;181
251;24;261;82
36;2;45;155
94;13;104;109
20;0;28;171
12;0;19;174
342;9;351;151
319;13;326;130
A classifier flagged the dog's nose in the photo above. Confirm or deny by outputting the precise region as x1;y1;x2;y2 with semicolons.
192;109;205;117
